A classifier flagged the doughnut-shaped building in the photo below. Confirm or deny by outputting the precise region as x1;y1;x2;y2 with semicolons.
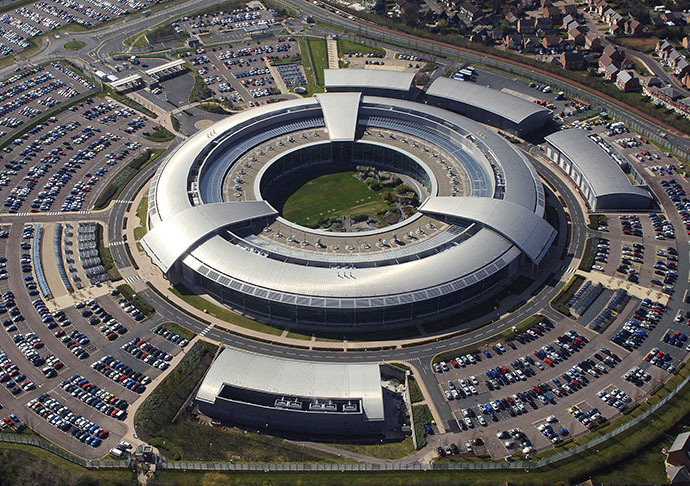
142;93;557;331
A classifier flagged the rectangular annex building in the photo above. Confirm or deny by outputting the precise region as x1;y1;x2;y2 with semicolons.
324;68;417;99
195;347;385;437
544;128;653;211
425;77;551;137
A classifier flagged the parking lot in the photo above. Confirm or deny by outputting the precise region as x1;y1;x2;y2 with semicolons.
429;304;682;458
0;0;155;58
0;83;163;215
174;4;279;44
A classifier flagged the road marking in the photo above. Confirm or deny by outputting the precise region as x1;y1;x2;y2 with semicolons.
108;240;125;247
123;274;140;284
199;324;213;337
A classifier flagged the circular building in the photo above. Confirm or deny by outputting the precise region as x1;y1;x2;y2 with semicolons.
142;93;556;331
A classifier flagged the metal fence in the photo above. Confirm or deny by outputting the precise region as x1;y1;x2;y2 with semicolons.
0;433;129;469
160;372;690;471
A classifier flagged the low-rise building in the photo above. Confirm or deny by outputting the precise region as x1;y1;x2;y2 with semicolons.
561;51;587;70
616;70;640;92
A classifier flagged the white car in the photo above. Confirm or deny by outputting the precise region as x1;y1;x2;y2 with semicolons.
592;265;604;271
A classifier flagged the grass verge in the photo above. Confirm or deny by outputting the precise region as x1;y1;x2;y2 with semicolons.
135;340;217;445
94;148;164;209
95;223;121;281
189;74;213;103
412;404;433;450
306;37;328;87
408;376;423;403
117;283;155;315
326;438;415;460
144;127;175;142
550;274;585;317
160;321;196;341
297;37;324;96
170;284;285;336
134;196;148;241
0;443;131;485
338;38;385;57
578;238;595;272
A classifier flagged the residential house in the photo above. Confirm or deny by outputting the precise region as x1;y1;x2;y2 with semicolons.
518;17;536;34
603;44;625;65
666;432;690;484
644;76;662;88
470;27;493;44
569;28;585;45
603;63;619;80
544;5;562;22
661;11;687;26
675;57;690;78
505;10;519;25
542;35;562;50
683;72;690;89
616;70;640;92
523;35;541;52
585;32;602;51
624;18;644;36
594;0;609;16
683;35;690;50
656;39;675;59
562;13;576;28
561;51;587;70
458;1;480;23
561;3;578;16
535;16;553;31
504;33;523;50
668;49;683;67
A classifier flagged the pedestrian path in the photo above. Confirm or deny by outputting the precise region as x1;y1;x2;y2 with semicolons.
108;240;126;247
123;274;140;284
326;37;339;69
199;324;213;337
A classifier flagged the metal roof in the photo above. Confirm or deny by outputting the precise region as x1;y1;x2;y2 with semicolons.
144;59;186;76
184;227;516;300
420;197;556;264
145;96;549;305
426;77;550;126
544;129;652;200
314;92;361;141
109;74;142;88
196;347;385;421
325;68;415;92
141;201;277;272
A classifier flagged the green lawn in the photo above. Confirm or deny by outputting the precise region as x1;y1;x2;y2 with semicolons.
282;171;390;227
306;37;328;87
408;376;424;403
63;40;85;50
327;438;415;460
170;284;285;336
297;37;325;95
338;38;385;57
134;196;148;240
144;126;175;142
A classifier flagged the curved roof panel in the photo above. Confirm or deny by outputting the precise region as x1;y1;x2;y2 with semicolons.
314;92;361;141
545;129;652;200
325;68;415;92
141;201;277;272
420;196;556;264
426;77;550;126
197;347;384;421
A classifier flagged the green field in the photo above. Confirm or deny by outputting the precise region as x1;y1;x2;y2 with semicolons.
281;171;391;227
338;38;386;57
306;37;328;87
